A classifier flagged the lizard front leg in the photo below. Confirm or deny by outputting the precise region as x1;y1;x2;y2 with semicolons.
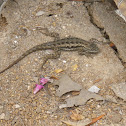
41;48;61;68
78;47;93;58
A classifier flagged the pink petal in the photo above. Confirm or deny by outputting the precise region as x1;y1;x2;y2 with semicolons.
40;78;49;85
34;84;44;94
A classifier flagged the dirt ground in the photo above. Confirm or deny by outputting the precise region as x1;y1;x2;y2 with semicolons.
0;0;126;126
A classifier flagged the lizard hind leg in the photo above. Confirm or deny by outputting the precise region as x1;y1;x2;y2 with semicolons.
41;49;61;69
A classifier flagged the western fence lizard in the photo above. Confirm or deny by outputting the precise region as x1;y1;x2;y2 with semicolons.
0;37;100;74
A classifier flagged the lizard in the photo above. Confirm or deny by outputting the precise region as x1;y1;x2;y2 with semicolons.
0;37;100;74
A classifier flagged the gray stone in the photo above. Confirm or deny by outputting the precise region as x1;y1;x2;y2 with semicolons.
105;95;117;103
111;82;126;101
90;2;126;62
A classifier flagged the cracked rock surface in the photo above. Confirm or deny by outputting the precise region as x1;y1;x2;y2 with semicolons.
90;1;126;62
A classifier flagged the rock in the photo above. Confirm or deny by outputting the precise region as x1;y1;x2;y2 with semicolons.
114;0;126;22
90;1;126;62
105;95;117;103
111;82;126;101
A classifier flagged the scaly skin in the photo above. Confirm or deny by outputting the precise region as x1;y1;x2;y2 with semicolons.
0;37;100;74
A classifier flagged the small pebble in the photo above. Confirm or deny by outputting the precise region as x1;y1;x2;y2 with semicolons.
82;78;86;82
32;101;37;107
62;60;67;63
85;64;89;67
15;35;18;38
13;104;20;108
14;40;18;43
32;69;37;72
36;11;45;16
62;26;66;29
33;77;39;83
0;113;5;119
46;111;51;114
34;58;38;62
97;105;101;108
0;105;3;111
88;85;100;93
36;107;41;113
5;112;10;120
27;85;30;90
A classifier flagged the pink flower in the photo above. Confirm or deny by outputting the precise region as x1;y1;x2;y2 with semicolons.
40;78;50;85
33;84;44;94
33;77;53;94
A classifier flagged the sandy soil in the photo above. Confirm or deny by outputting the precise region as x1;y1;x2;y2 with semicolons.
0;0;126;126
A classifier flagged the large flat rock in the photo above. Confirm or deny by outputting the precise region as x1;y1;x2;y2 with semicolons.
90;2;126;62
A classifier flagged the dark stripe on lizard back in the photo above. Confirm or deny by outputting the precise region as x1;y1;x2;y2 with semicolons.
0;37;100;74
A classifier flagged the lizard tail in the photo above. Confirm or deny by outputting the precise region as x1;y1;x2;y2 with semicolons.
0;45;43;74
